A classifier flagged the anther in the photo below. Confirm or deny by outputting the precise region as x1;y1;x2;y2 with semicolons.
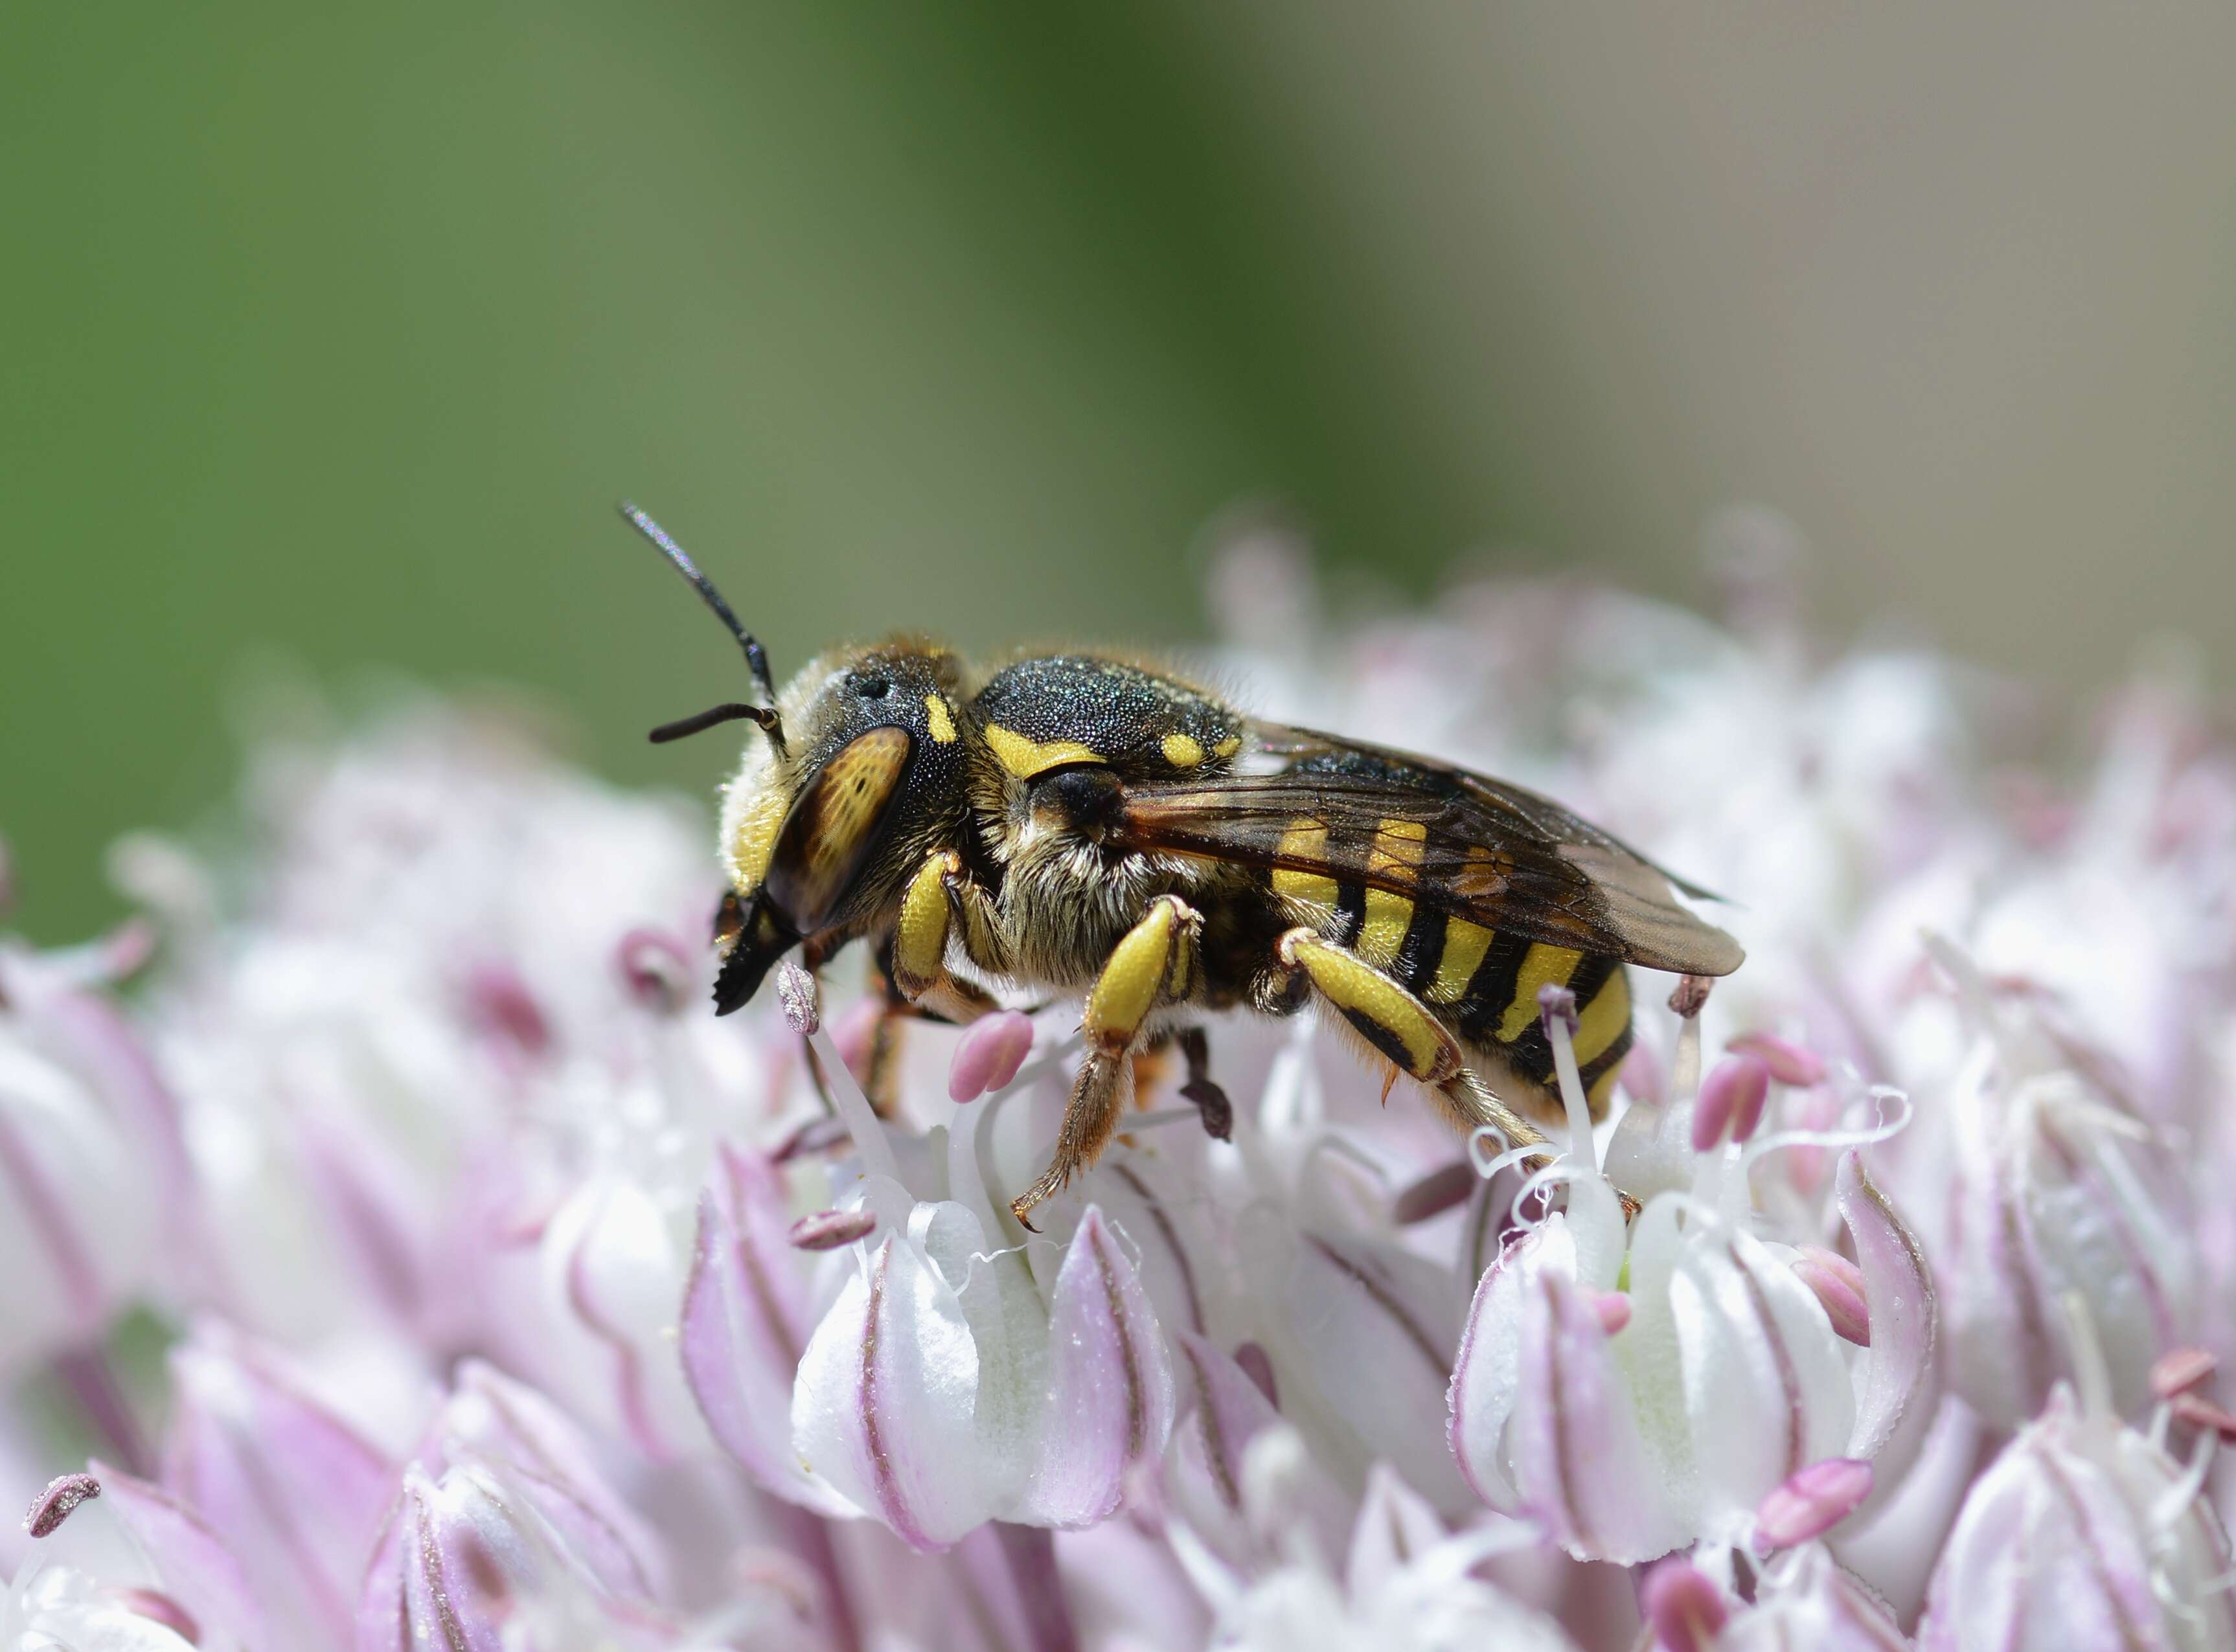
1754;1457;1874;1549
24;1472;100;1539
776;962;820;1037
1793;1246;1871;1345
1692;1054;1770;1151
2152;1346;2219;1401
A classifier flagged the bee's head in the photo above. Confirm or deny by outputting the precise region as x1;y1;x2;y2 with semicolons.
621;504;975;1013
708;643;972;1012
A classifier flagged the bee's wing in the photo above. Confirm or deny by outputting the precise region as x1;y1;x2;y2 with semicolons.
1113;723;1744;977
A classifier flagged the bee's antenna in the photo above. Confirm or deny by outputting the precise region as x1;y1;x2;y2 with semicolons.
617;502;779;707
619;501;785;754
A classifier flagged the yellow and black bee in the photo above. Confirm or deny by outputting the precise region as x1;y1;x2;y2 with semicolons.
624;506;1744;1226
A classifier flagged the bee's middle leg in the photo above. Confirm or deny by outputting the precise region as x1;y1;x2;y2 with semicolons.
1011;895;1202;1230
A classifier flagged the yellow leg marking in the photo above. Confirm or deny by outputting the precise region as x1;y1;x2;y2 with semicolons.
924;694;957;743
1016;897;1201;1228
1573;967;1630;1069
891;851;958;1000
1272;818;1338;908
1497;943;1584;1041
1161;732;1205;767
985;723;1104;778
1278;929;1459;1083
1429;918;1497;1004
1085;896;1194;1051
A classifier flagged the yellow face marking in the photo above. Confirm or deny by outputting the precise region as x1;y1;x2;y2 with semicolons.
924;694;957;744
1086;900;1178;1049
1213;736;1241;760
893;852;953;997
1161;732;1206;768
729;785;790;888
1428;918;1498;1004
1270;817;1339;910
1286;934;1455;1081
984;723;1104;778
1573;967;1631;1069
1497;943;1586;1041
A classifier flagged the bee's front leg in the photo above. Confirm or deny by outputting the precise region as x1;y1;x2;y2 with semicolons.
1011;895;1202;1230
888;848;1004;1024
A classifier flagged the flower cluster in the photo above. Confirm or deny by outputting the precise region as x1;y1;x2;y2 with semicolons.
7;521;2236;1650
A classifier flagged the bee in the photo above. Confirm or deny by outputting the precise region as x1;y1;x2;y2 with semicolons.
622;505;1744;1227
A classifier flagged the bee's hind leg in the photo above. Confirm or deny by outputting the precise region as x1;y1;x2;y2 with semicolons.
1011;896;1202;1230
1269;926;1552;1167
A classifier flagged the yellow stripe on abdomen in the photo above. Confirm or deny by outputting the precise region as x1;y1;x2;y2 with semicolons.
1573;966;1630;1068
1496;943;1585;1041
1271;818;1338;909
1428;918;1496;1004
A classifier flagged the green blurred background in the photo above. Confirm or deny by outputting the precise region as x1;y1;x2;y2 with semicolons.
7;3;2235;944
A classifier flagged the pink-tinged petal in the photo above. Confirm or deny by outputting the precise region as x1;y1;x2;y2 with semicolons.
1919;1395;2202;1652
1164;1331;1286;1563
1667;1225;1856;1535
1639;1557;1729;1652
789;1208;876;1250
615;928;692;1014
439;1362;665;1605
1450;1225;1564;1514
1510;1271;1689;1563
1344;1460;1449;1601
679;1148;851;1515
791;1236;990;1551
24;1471;101;1537
362;1466;507;1652
1754;1457;1873;1548
2152;1346;2219;1399
162;1326;393;1647
948;1012;1035;1103
98;1464;268;1650
1232;1342;1277;1408
1693;1054;1770;1150
1836;1153;1939;1482
1723;1545;1908;1651
1275;1228;1468;1511
1726;1032;1829;1088
1016;1206;1175;1527
1792;1247;1871;1345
